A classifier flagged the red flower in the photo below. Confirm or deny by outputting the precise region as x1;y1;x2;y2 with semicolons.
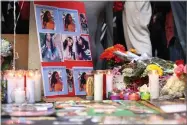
174;64;184;77
175;60;184;66
113;2;124;12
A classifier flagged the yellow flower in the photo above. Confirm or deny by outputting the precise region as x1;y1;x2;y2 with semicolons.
129;48;137;54
146;64;163;76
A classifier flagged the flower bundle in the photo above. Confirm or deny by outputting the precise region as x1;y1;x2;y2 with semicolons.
1;39;13;57
100;44;126;67
121;61;147;87
159;60;186;99
1;39;13;70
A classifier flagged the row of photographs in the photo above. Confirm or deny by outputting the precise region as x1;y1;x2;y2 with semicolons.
35;5;89;35
42;66;93;96
39;33;92;62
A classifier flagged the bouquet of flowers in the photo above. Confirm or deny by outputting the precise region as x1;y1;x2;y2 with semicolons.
121;61;148;89
1;39;13;70
100;44;126;68
160;60;187;99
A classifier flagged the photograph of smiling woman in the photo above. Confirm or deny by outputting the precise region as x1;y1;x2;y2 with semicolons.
64;13;76;32
41;10;55;30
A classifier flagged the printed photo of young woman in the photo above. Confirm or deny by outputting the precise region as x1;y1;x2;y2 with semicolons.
42;66;68;96
78;72;87;92
62;35;76;61
40;33;63;62
35;5;60;33
79;13;89;34
72;67;93;95
64;13;76;32
58;9;80;35
41;9;55;30
75;36;92;61
49;71;63;92
66;69;74;92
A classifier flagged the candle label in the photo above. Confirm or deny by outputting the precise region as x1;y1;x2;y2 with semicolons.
113;75;125;90
86;76;94;96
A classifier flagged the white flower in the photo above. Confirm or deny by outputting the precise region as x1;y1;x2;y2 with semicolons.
0;39;12;57
139;84;149;92
161;75;186;96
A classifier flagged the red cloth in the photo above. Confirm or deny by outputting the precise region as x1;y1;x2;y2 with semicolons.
18;1;30;20
113;1;124;12
165;10;174;47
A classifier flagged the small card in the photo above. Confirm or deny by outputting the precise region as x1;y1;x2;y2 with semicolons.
160;104;186;113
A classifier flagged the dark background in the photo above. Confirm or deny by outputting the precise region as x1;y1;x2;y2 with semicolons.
1;1;30;34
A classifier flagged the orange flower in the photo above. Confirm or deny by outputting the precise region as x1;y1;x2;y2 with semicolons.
100;44;126;63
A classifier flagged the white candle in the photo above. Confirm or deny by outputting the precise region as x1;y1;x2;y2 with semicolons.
26;77;35;103
34;70;42;102
15;88;25;104
94;73;103;101
5;71;16;103
106;71;113;98
149;70;159;99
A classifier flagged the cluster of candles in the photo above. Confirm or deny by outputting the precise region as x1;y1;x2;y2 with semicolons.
92;70;113;101
3;70;42;104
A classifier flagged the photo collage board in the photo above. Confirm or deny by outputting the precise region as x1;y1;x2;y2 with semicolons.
34;2;93;97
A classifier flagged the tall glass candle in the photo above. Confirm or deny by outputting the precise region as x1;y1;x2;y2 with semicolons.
106;70;113;98
148;70;159;99
34;70;42;102
94;72;103;101
5;70;16;103
26;70;35;103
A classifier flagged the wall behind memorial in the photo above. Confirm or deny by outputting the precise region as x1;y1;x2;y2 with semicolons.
28;2;40;69
1;34;29;69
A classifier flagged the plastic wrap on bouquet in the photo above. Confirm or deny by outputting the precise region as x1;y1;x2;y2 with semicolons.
113;51;151;62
